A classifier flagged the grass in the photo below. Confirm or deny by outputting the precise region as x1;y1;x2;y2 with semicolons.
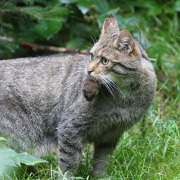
110;105;180;179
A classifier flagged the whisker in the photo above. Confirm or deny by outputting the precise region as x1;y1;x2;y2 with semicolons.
92;33;98;43
104;83;115;98
106;78;124;96
90;36;96;44
96;77;101;85
101;78;115;98
103;78;114;93
85;46;92;50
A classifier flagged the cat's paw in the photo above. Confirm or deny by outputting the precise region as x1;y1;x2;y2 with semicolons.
82;76;100;101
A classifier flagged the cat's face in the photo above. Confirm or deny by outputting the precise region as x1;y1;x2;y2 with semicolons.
87;16;142;91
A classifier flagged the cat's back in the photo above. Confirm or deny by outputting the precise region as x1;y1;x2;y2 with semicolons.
0;54;86;80
0;53;87;91
0;53;88;118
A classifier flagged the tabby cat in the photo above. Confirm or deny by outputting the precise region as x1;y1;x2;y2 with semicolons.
0;16;156;176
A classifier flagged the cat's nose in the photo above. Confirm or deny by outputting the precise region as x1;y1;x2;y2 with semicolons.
88;70;93;75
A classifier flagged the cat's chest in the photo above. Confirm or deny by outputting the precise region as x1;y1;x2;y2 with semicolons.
87;114;124;144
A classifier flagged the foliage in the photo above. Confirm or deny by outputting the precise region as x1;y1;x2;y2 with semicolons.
0;137;48;178
0;0;179;179
0;0;179;56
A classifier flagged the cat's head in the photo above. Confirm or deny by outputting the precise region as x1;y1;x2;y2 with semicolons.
87;16;142;92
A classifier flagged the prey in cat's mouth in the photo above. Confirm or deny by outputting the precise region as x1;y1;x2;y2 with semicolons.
82;76;100;101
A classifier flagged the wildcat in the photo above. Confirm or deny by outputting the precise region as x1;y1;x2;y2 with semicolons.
0;16;156;176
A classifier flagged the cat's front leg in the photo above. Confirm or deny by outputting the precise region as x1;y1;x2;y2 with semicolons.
82;76;100;101
58;124;83;174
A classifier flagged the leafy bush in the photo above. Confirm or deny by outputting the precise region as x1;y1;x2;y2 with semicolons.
1;0;179;57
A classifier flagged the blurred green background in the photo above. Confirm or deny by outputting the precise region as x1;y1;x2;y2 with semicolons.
0;0;179;179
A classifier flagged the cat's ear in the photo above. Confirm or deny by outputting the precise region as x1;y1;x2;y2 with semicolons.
101;15;119;36
114;30;141;57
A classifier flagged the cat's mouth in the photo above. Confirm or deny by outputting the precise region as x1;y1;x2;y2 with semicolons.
87;73;123;98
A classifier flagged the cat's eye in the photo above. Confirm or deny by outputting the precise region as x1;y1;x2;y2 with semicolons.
100;57;109;65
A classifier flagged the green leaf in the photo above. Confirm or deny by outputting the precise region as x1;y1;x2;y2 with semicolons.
13;152;48;166
106;8;120;16
0;137;6;141
0;148;48;176
43;7;69;17
35;18;63;39
15;6;44;19
175;0;180;12
60;0;77;3
93;0;110;13
66;37;87;49
77;0;93;14
0;148;18;176
0;148;18;167
34;6;69;39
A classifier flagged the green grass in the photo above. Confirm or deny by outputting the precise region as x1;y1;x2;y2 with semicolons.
110;106;180;179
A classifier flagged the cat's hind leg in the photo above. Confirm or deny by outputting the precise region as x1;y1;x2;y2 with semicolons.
92;143;116;177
